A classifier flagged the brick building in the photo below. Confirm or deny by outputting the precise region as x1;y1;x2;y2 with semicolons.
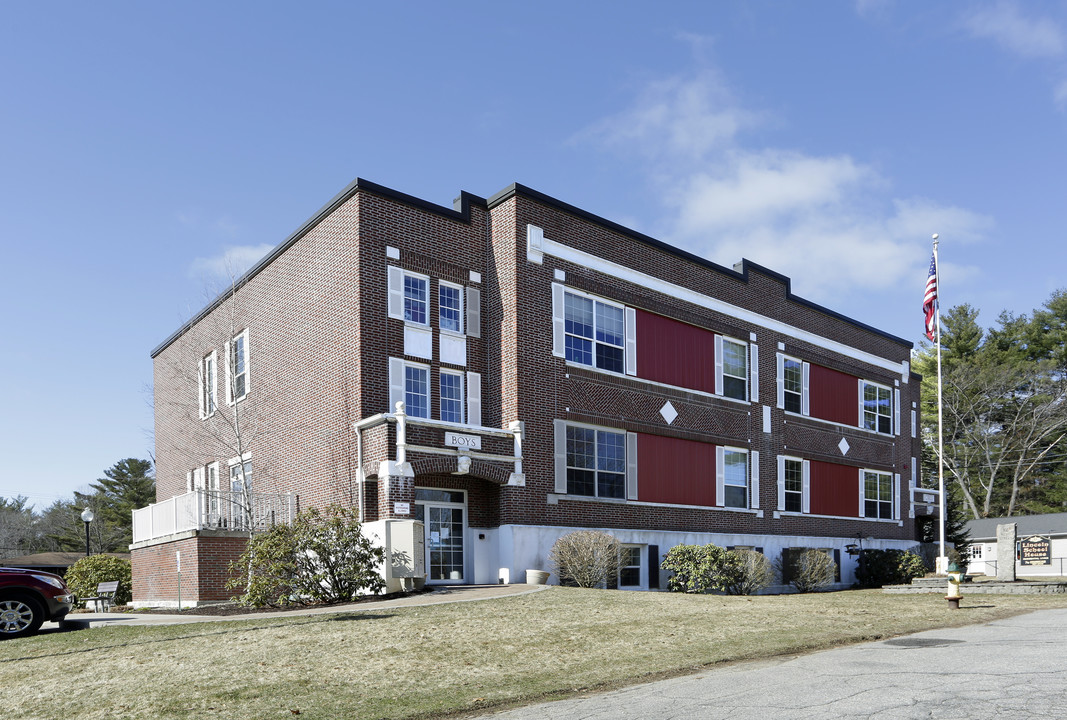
131;178;930;605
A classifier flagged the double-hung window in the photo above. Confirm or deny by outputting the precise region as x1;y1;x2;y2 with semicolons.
862;381;892;434
404;273;429;325
227;330;249;403
564;291;624;373
722;448;749;508
440;370;464;424
618;546;642;587
439;282;463;334
863;470;893;519
784;458;803;512
199;351;217;418
566;425;626;498
721;338;748;401
405;363;430;419
782;356;802;414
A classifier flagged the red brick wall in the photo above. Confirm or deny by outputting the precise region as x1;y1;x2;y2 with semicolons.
131;534;247;604
149;179;923;579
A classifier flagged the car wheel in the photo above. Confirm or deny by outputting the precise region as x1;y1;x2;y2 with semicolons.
0;594;45;639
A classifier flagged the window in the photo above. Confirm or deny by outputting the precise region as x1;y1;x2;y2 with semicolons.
199;351;217;418
566;425;625;498
782;356;802;414
862;381;892;434
229;458;252;528
863;470;892;519
564;290;624;373
784;458;803;512
721;338;748;400
206;461;220;519
227;330;249;403
405;364;429;419
723;448;748;508
440;370;464;424
439;282;463;334
618;546;642;587
404;273;428;325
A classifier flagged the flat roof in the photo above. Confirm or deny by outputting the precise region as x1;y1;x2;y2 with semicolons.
152;178;913;358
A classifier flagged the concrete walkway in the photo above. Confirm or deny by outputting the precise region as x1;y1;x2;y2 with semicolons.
481;608;1067;720
44;583;544;631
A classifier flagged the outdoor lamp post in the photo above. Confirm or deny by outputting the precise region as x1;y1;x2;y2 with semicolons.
81;507;94;557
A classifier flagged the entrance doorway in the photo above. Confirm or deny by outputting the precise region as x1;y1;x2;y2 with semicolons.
414;488;466;583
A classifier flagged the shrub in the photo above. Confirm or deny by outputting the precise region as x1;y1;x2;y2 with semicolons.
777;549;836;593
723;549;774;595
229;504;386;607
661;544;744;594
65;555;133;606
549;530;622;588
854;549;928;588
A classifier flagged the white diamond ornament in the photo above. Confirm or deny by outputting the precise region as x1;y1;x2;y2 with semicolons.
660;401;678;424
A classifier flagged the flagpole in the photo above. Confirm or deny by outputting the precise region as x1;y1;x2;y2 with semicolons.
932;234;947;571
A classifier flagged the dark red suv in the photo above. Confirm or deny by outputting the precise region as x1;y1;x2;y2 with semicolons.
0;568;74;638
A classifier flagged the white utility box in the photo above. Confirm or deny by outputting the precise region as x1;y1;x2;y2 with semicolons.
365;519;426;593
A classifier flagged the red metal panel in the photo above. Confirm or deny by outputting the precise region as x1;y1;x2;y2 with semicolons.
809;460;859;517
636;309;715;393
808;363;858;426
637;434;717;506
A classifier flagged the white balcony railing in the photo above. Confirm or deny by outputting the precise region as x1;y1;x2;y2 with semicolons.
132;489;295;545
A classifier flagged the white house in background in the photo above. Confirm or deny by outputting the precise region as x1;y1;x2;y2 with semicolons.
964;513;1067;577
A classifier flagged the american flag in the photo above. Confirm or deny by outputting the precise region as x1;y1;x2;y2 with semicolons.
923;252;938;341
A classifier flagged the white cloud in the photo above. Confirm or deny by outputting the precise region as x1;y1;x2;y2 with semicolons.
580;68;992;309
189;244;275;281
578;70;761;164
963;2;1064;59
670;152;873;234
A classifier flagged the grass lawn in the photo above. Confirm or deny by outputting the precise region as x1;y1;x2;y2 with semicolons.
4;587;1067;720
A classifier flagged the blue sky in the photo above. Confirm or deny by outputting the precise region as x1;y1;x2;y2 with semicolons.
3;1;1066;508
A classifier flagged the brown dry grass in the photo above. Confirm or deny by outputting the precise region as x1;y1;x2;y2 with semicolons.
3;586;1066;720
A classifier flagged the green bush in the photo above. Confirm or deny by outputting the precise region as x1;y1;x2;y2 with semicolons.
65;555;133;606
854;549;928;588
661;544;744;594
723;549;774;595
550;530;622;588
229;504;386;607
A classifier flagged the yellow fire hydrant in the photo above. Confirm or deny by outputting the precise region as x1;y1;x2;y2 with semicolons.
945;561;963;609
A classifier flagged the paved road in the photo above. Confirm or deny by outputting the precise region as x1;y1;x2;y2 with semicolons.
483;608;1067;720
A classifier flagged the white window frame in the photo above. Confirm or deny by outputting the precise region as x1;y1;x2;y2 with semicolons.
861;469;893;519
779;456;807;513
716;446;749;509
618;544;643;588
199;350;217;419
439;369;464;424
438;280;464;335
860;380;893;435
562;288;626;374
403;361;431;419
388;267;431;327
225;329;249;405
777;353;808;416
716;336;748;401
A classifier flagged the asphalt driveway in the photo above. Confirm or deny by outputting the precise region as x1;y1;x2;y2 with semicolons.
481;608;1067;720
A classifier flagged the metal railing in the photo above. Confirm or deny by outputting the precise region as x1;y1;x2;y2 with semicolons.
132;489;295;544
974;557;1067;576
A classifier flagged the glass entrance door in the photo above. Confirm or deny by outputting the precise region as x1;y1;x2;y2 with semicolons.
414;489;466;583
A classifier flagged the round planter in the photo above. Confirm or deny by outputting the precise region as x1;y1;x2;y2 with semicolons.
525;569;551;585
